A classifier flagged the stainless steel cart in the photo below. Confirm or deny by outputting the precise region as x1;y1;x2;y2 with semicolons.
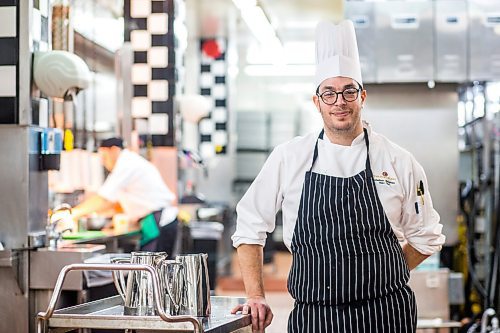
36;263;251;333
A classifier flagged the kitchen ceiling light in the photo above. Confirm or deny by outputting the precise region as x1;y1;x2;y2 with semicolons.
232;0;257;11
232;0;283;63
244;64;315;77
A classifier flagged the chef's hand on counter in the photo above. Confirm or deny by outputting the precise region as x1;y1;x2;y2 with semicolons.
231;296;273;333
231;244;273;332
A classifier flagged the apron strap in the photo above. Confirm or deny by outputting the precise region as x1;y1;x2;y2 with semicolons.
310;127;372;176
309;129;324;172
363;127;372;177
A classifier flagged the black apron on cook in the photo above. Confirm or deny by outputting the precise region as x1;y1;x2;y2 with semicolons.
287;129;417;333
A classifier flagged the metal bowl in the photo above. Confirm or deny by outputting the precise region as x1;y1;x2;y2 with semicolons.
79;216;110;230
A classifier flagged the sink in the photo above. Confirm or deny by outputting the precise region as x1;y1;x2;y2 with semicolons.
30;243;106;291
57;243;106;253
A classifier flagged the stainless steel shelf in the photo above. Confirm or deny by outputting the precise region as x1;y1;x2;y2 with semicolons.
46;295;251;332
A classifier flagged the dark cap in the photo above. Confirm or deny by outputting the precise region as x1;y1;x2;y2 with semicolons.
99;137;124;148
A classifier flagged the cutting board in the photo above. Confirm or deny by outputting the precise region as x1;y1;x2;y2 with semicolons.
62;231;106;240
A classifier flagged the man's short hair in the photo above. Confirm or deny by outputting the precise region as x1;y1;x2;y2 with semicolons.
99;137;124;149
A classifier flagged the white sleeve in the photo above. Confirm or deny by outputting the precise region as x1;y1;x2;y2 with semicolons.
98;164;135;202
232;145;285;248
400;154;446;255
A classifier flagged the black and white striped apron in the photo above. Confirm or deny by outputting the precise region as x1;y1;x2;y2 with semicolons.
287;129;417;333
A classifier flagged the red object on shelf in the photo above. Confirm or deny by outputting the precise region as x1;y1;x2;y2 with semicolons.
202;39;221;59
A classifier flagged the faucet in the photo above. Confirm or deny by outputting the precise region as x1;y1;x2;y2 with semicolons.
46;204;73;250
46;218;72;250
50;203;72;217
481;308;498;333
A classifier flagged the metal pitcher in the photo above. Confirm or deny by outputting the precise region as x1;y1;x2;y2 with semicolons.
112;251;168;316
175;253;211;317
157;259;185;315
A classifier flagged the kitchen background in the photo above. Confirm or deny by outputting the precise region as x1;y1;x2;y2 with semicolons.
0;0;499;332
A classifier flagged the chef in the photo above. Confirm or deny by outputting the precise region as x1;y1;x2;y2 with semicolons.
72;137;179;254
231;20;445;332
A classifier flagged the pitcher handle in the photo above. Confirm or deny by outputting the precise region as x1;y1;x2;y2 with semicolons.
110;257;130;301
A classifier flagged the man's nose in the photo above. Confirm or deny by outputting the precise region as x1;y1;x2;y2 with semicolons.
334;94;347;105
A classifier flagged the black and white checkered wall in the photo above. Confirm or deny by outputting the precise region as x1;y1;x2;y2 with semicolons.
199;38;228;158
0;0;49;125
124;0;176;147
0;0;19;124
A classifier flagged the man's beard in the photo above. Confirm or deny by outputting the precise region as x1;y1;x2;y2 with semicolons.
320;105;359;133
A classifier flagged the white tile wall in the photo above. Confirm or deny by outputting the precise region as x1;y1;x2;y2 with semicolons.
149;113;168;134
134;118;149;134
212;85;226;99
200;142;216;159
212;131;227;146
131;0;151;18
0;7;16;37
200;72;214;87
0;66;16;97
148;13;168;34
212;107;227;122
132;63;151;84
131;30;151;51
148;47;168;67
199;118;215;134
132;97;152;117
32;9;41;42
148;80;169;101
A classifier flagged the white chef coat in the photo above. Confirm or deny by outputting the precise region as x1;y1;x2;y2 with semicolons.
232;122;445;255
98;149;178;223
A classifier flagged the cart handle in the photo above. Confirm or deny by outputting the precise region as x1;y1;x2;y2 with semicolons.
35;263;203;333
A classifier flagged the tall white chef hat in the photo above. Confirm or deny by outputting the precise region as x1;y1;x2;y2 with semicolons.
315;20;362;88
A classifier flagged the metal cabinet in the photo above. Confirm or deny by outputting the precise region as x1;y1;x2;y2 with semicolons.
375;0;434;83
235;111;268;150
469;0;500;81
435;0;468;82
269;111;297;149
345;1;376;84
235;152;268;180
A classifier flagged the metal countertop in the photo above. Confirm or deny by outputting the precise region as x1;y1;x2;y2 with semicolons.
47;295;251;332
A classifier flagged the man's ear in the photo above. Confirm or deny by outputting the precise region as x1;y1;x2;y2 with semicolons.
361;89;367;105
312;94;320;111
111;146;122;155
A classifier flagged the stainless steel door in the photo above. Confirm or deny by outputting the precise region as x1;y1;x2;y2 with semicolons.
469;0;500;80
345;1;376;84
375;0;434;83
435;0;468;82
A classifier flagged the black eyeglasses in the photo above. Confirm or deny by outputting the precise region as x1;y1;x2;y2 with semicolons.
316;87;362;105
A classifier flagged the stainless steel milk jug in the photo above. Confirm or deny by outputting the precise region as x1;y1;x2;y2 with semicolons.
175;253;211;317
112;251;167;315
157;259;184;315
